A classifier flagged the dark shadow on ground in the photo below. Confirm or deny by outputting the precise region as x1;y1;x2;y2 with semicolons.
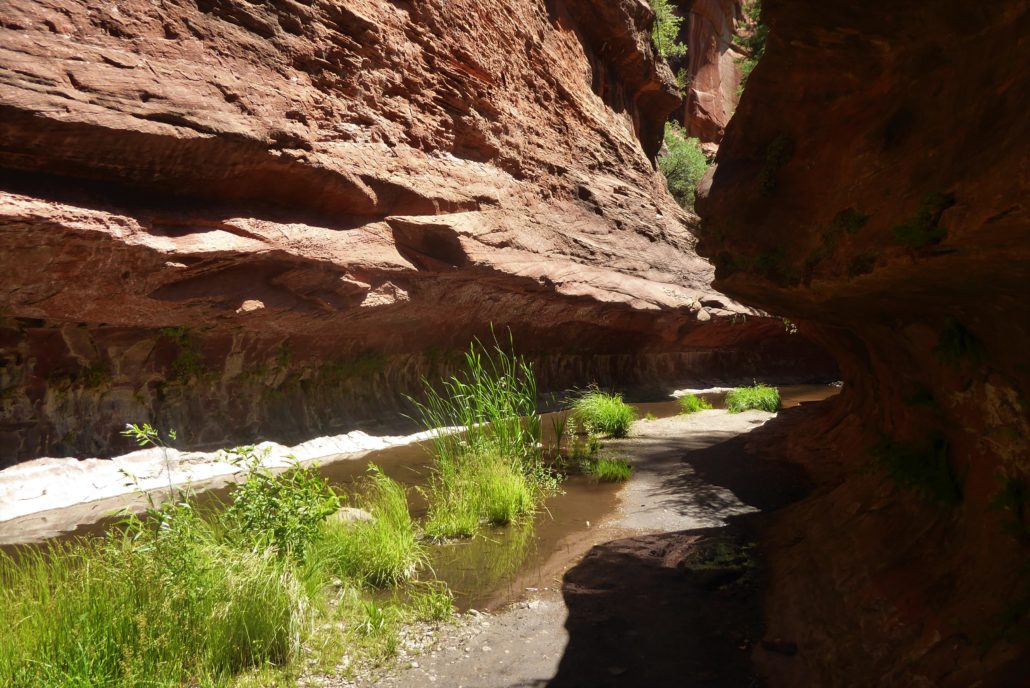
548;407;818;688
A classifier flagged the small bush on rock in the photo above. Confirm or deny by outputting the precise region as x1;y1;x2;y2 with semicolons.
660;122;708;210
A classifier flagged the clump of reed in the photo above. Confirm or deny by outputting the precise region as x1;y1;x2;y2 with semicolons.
410;334;557;540
678;393;713;414
572;390;636;438
725;384;781;413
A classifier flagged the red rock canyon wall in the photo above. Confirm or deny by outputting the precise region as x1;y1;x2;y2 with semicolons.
699;0;1029;682
0;0;834;464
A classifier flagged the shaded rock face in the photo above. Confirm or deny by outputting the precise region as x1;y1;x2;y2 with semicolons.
0;0;834;463
671;0;746;146
699;0;1029;683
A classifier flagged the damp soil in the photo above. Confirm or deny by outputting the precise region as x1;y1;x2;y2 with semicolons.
346;393;836;688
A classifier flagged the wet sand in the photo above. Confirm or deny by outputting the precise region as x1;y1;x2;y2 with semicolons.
346;406;816;688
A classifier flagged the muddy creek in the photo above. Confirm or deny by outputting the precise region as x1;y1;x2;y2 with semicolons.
0;384;838;611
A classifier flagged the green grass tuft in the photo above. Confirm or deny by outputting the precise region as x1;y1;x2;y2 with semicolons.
304;465;423;588
679;394;713;414
585;457;633;482
573;391;636;438
0;518;303;687
407;582;456;622
725;384;780;413
422;452;536;540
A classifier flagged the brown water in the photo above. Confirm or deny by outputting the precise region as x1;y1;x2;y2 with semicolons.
0;384;839;611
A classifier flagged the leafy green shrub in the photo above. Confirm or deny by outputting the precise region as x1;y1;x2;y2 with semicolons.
871;434;962;506
305;466;423;588
679;393;714;414
585;457;633;482
648;0;687;59
660;122;708;210
725;384;780;413
223;447;341;560
734;0;768;97
573;391;636;438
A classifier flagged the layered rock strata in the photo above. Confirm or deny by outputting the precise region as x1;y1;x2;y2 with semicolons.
0;0;833;464
699;0;1030;683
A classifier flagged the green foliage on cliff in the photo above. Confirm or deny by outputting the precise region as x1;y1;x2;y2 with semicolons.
734;0;768;97
891;191;955;248
160;326;210;384
648;0;687;59
872;434;962;506
659;122;708;210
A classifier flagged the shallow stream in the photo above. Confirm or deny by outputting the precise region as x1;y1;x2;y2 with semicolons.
1;385;837;611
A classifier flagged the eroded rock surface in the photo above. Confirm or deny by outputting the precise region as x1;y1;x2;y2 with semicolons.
699;0;1030;683
672;0;747;146
0;0;834;463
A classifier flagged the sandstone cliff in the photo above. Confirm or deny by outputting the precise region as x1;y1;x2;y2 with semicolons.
672;0;746;146
0;0;832;463
699;0;1030;682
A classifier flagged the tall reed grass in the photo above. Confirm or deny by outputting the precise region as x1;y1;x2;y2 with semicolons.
0;514;303;687
410;334;555;540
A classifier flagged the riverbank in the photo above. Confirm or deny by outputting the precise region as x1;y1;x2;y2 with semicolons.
341;407;800;688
